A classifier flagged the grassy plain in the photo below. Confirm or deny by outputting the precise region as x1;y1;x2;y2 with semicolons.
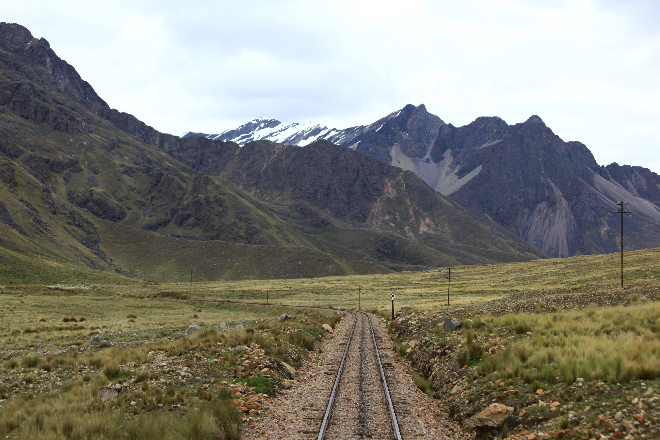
0;287;290;351
143;247;660;312
0;288;340;439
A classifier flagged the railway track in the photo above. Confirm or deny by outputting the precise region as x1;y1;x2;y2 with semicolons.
244;310;466;440
317;311;402;439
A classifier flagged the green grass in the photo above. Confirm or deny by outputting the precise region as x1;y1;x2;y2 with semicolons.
245;376;277;394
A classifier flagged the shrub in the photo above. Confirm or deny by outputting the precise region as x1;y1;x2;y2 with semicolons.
413;374;432;395
286;331;315;350
395;343;409;358
183;398;241;440
135;371;158;383
21;356;42;368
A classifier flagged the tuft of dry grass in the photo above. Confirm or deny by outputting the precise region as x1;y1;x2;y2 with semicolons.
476;302;660;384
103;360;121;379
0;374;241;439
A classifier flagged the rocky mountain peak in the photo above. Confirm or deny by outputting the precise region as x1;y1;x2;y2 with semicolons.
0;22;35;52
0;22;107;112
524;114;546;126
516;114;555;138
466;116;508;132
399;103;431;119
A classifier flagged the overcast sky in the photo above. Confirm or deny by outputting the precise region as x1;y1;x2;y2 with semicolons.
5;0;660;172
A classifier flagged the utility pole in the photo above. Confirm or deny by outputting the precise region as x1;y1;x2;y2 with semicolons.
358;286;361;311
447;266;451;306
610;201;631;288
391;294;395;320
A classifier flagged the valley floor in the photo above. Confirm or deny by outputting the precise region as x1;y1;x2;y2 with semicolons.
0;248;658;439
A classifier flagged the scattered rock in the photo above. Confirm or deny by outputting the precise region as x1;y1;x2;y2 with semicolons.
550;401;560;408
443;318;462;331
498;389;519;399
88;334;111;348
99;387;119;402
279;313;291;322
575;377;585;387
185;324;202;336
322;323;333;333
633;413;644;423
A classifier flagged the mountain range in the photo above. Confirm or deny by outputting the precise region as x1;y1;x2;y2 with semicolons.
189;107;660;257
0;22;543;282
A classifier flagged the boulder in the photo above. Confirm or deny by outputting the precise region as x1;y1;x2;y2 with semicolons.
466;403;514;430
100;387;119;402
185;324;203;336
279;360;296;379
443;318;462;331
279;313;291;321
322;323;333;333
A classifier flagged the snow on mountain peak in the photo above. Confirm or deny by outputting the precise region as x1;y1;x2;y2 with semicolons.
192;105;420;147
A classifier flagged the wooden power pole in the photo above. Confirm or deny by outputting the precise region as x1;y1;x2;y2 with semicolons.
610;201;631;288
447;266;451;306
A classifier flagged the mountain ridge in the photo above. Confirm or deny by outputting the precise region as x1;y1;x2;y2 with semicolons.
197;104;660;257
0;22;541;281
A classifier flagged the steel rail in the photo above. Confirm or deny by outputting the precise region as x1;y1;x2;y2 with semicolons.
317;313;358;440
368;313;402;440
